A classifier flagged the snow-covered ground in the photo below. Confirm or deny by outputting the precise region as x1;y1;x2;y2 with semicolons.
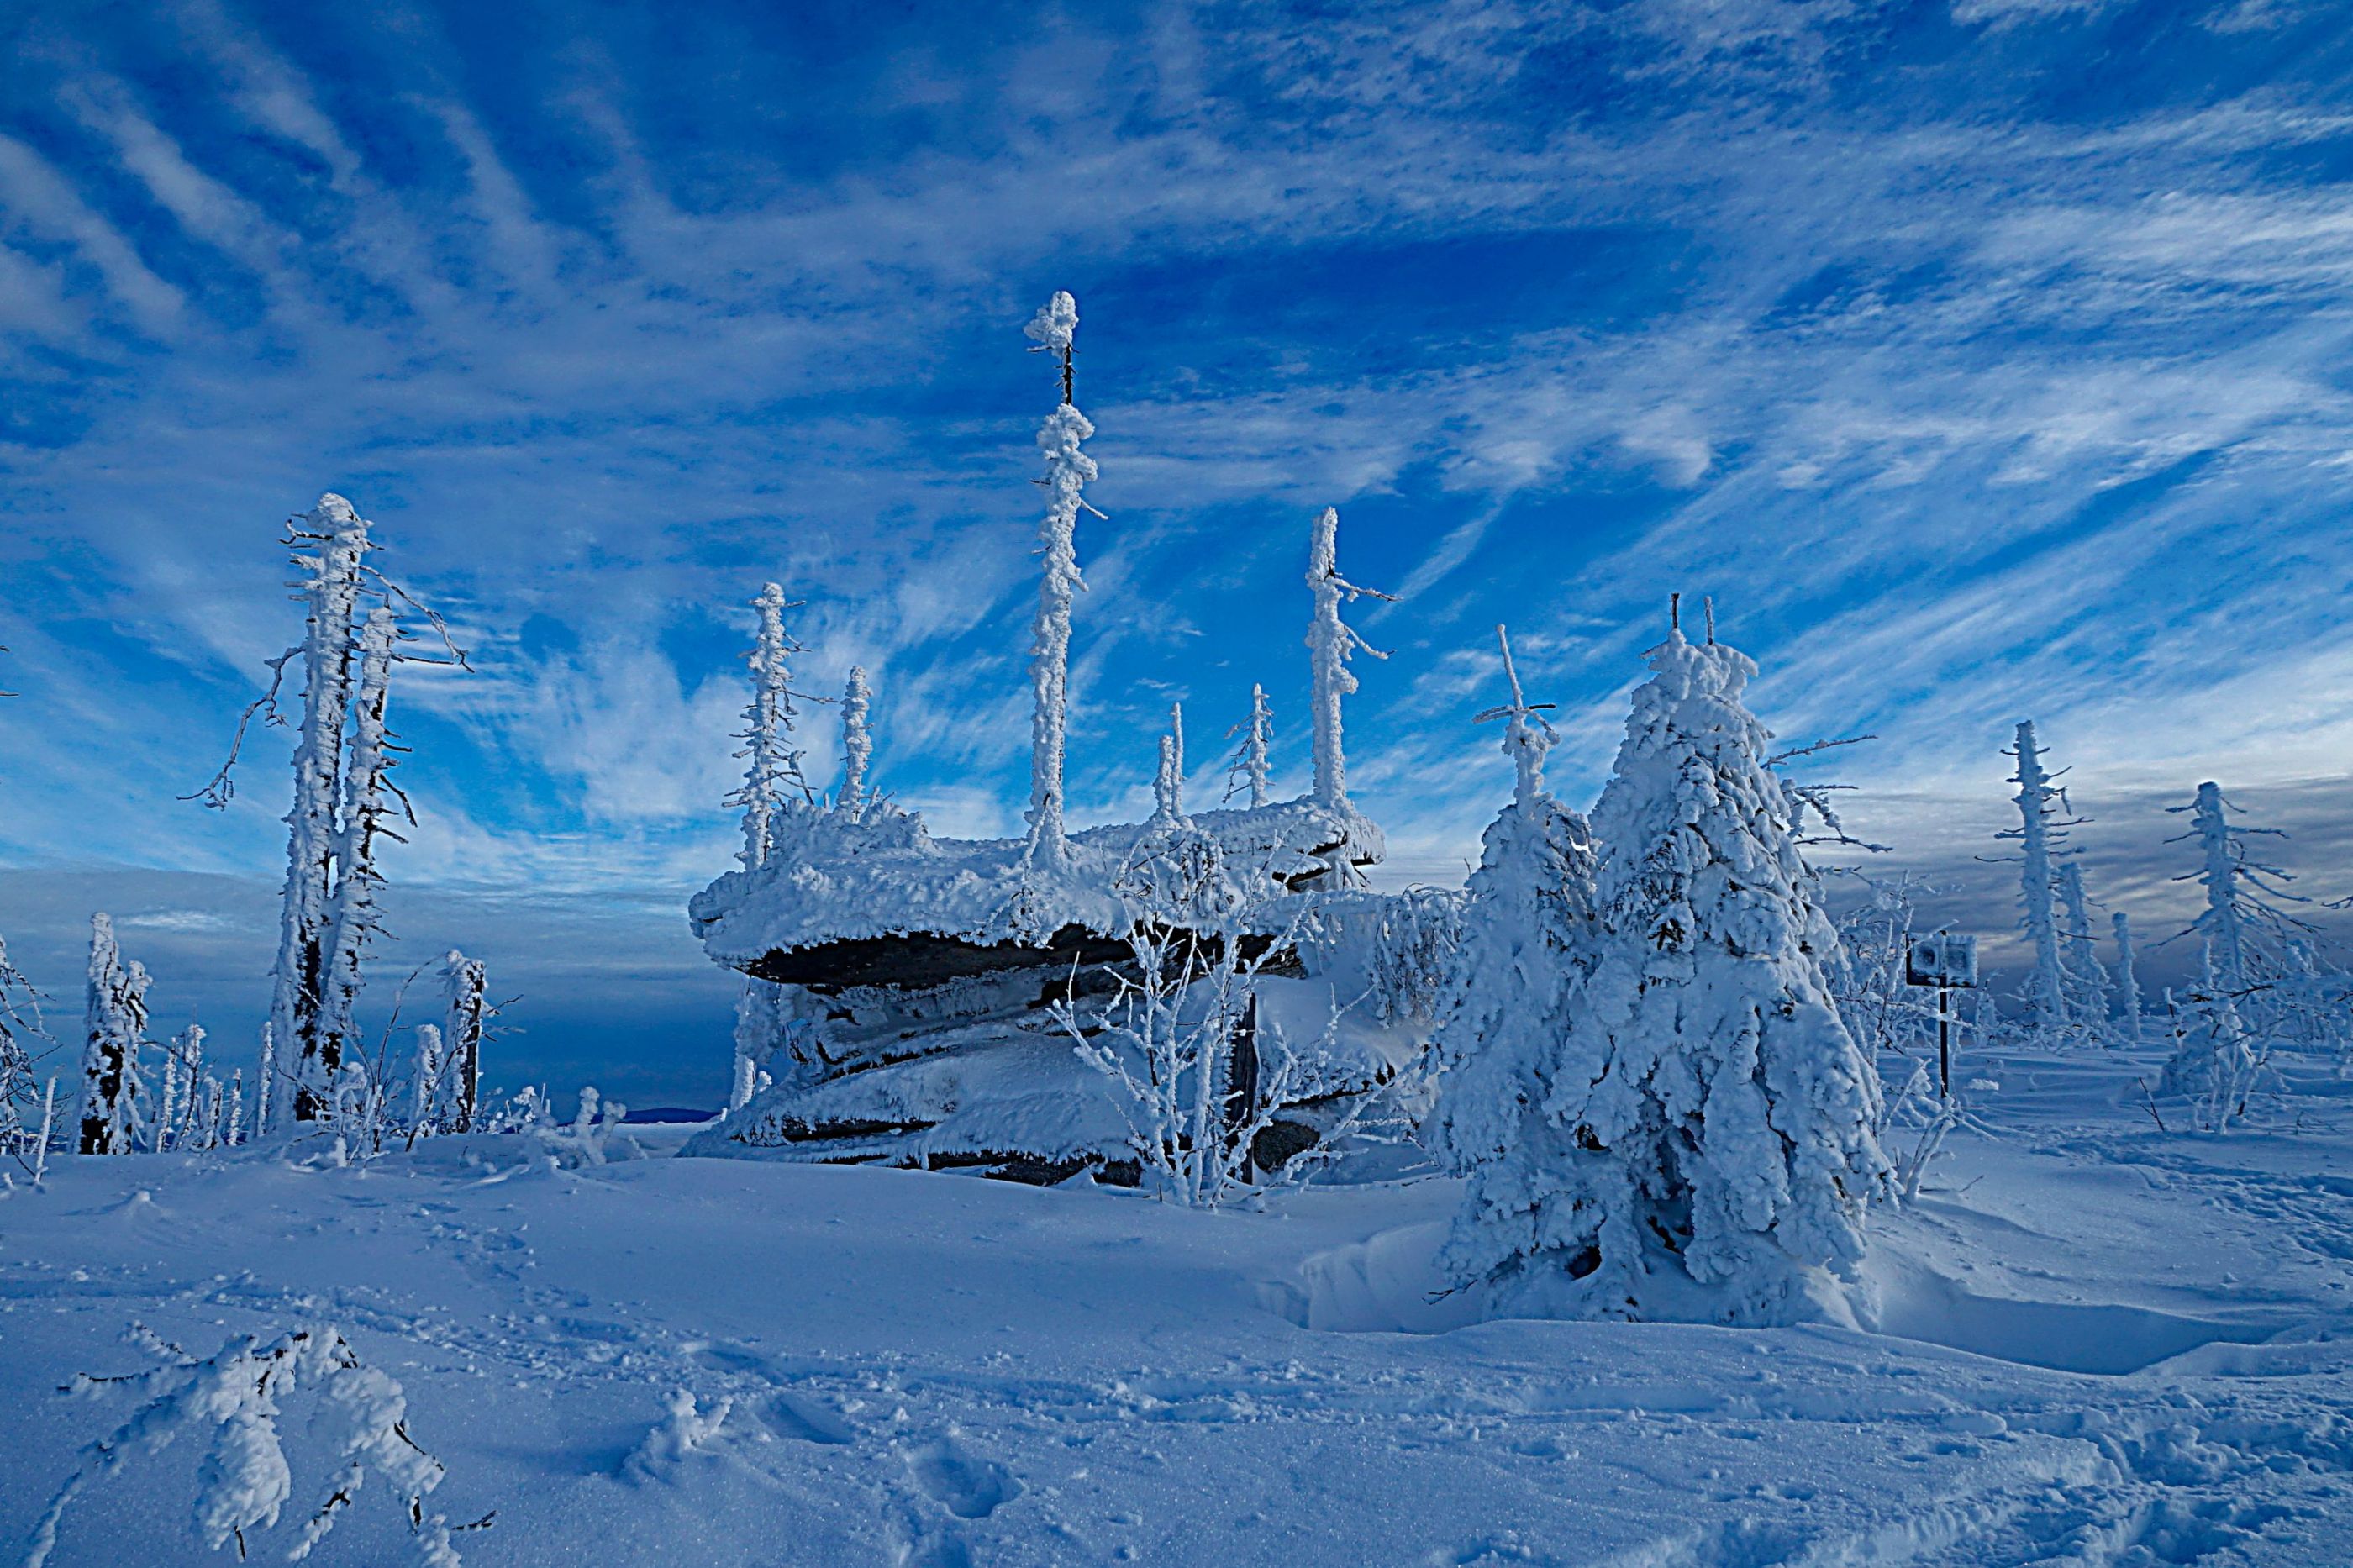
5;1044;2350;1567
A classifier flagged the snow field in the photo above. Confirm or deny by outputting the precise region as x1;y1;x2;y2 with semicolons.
5;1040;2351;1565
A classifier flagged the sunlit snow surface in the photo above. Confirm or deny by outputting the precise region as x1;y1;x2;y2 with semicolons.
5;1044;2351;1566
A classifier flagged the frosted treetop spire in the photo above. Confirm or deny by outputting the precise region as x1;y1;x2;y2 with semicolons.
1025;290;1079;403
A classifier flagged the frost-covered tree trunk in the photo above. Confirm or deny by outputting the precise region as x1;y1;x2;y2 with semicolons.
1023;291;1094;866
312;605;403;1112
254;1022;278;1138
1224;684;1272;808
1431;626;1603;1276
1305;508;1390;808
2003;721;2071;1034
2182;781;2248;995
77;914;150;1155
440;950;487;1134
840;665;872;816
275;496;372;1123
2108;908;2145;1031
409;1023;445;1139
1448;627;1891;1324
1150;703;1185;824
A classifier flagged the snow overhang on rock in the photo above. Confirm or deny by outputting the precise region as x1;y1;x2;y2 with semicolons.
687;796;1386;992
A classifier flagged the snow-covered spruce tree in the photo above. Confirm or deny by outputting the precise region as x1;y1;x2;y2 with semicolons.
1429;627;1603;1262
1447;624;1892;1324
1305;507;1391;811
77;914;151;1155
2056;860;2113;1036
839;665;872;817
1023;290;1095;867
1995;721;2082;1037
440;950;487;1134
1224;683;1273;808
2111;911;2144;1039
309;605;406;1115
723;583;816;1113
273;496;373;1123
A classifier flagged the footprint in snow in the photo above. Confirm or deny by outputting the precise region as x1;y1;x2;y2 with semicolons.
905;1433;1020;1520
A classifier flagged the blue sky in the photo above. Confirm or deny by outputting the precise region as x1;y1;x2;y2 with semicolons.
3;0;2350;1107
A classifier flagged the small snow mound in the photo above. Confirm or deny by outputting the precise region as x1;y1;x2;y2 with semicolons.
1866;1257;2286;1375
1271;1222;1485;1335
623;1389;733;1483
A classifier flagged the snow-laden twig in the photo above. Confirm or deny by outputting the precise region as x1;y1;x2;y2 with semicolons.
25;1323;471;1567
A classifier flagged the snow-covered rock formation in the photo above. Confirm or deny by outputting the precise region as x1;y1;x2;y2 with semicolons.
686;296;1419;1182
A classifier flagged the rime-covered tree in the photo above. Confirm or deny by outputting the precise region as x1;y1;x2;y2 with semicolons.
78;913;150;1155
312;604;406;1113
1429;627;1602;1280
723;583;815;1110
1223;684;1273;808
197;494;463;1124
273;496;372;1120
726;583;814;869
840;665;873;816
2055;860;2113;1031
440;950;487;1134
1023;290;1094;866
1448;624;1890;1323
1996;721;2083;1034
2170;781;2308;1000
1;934;46;1160
1150;703;1186;825
2156;781;2340;1086
1305;507;1391;810
2110;911;2144;1035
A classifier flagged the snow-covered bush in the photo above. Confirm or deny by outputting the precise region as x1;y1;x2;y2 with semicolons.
1368;887;1466;1028
1056;830;1382;1207
24;1322;479;1567
1441;624;1892;1325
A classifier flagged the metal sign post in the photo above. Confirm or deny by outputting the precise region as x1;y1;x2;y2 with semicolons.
1904;933;1980;1099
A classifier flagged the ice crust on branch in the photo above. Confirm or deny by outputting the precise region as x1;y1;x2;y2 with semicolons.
25;1323;465;1568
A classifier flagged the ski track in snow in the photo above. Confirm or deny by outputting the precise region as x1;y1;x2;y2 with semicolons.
5;1050;2352;1565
